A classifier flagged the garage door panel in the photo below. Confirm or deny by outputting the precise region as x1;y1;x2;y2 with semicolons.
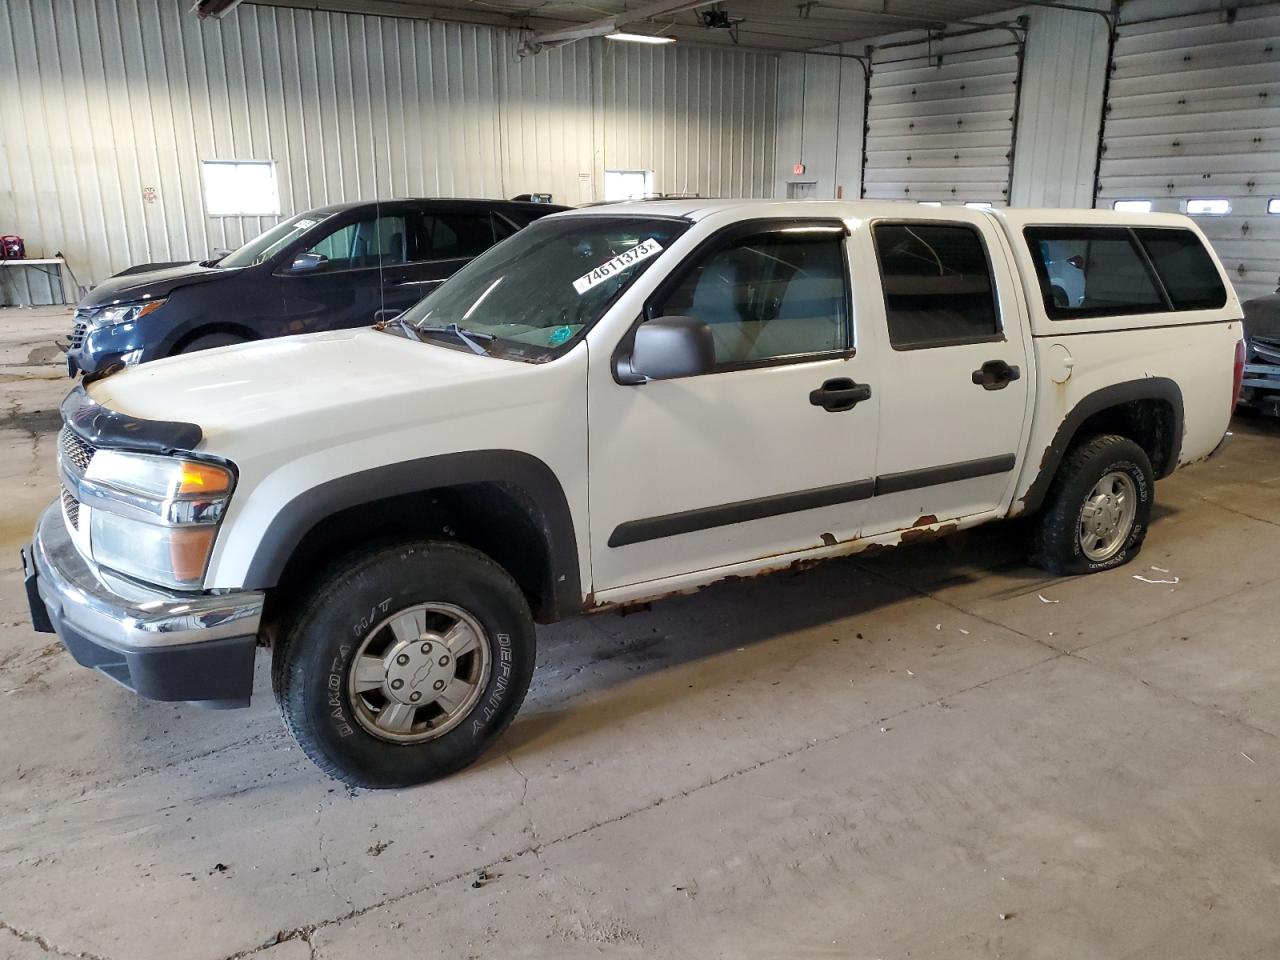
863;30;1021;205
1099;173;1280;194
1113;34;1280;78
863;166;1011;184
1101;154;1280;177
1100;130;1279;161
1106;90;1280;122
1112;12;1280;51
1098;2;1280;301
1109;62;1278;96
1197;219;1280;244
868;94;1015;121
866;130;1017;152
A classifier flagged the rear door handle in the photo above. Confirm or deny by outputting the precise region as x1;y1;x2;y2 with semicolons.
810;377;872;412
972;359;1021;390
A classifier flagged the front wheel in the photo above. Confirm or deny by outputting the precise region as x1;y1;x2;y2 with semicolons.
1030;434;1154;576
272;540;536;788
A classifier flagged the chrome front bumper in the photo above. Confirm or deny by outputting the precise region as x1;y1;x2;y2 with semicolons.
23;502;264;707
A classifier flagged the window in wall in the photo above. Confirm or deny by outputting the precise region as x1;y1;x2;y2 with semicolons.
1186;199;1231;216
604;169;653;202
1023;226;1166;318
872;223;1000;349
200;160;280;216
653;228;849;367
1268;199;1280;215
304;215;409;271
1133;228;1228;311
1113;200;1153;213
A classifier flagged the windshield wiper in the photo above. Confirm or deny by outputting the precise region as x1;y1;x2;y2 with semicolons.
416;322;494;356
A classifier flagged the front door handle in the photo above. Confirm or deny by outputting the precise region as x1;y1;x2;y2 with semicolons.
810;377;872;412
972;359;1021;391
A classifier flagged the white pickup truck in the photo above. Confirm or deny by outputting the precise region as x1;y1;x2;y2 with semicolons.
23;200;1244;787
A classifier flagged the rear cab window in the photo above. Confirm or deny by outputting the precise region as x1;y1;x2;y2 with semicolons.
871;222;1002;349
1024;225;1227;319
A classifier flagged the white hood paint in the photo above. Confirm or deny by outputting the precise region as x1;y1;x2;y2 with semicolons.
89;328;528;445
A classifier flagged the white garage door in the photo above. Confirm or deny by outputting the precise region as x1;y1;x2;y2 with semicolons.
863;28;1025;207
1097;0;1280;302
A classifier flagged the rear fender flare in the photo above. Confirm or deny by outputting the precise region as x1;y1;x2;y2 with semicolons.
1015;377;1184;516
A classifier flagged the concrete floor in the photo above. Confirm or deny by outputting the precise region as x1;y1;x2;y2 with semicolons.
2;304;1280;960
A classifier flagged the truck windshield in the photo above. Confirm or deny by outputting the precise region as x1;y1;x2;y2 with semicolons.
400;215;689;361
219;211;331;268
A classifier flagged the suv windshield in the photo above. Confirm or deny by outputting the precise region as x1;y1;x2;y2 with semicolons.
400;215;689;361
219;211;332;268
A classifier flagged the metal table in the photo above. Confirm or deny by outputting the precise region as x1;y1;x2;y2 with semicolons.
0;258;71;305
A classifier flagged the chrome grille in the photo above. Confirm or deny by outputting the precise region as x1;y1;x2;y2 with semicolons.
69;309;92;348
61;484;81;529
59;427;95;474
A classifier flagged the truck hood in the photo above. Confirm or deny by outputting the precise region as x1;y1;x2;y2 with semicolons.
86;327;543;451
79;262;241;309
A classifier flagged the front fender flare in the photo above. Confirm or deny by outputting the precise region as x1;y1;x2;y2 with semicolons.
239;450;582;619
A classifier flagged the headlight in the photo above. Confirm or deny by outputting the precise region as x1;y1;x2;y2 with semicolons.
80;451;234;590
89;298;167;328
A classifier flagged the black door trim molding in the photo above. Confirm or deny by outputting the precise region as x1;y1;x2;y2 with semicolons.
873;453;1017;496
607;478;875;548
607;452;1021;549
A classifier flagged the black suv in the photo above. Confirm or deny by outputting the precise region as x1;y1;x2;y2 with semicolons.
66;198;567;376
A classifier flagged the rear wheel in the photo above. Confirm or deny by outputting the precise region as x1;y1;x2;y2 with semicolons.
1030;434;1154;576
272;540;536;788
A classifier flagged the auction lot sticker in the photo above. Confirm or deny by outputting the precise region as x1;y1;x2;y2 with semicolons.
572;238;664;294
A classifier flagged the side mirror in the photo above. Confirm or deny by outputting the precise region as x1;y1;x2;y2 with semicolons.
616;316;715;384
1066;255;1086;271
289;252;328;274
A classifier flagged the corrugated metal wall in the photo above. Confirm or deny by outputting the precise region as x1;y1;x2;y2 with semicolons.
598;42;777;200
1097;0;1280;302
1007;2;1110;207
774;50;866;200
0;0;777;300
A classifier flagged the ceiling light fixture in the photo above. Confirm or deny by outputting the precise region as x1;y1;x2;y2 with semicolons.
606;31;677;44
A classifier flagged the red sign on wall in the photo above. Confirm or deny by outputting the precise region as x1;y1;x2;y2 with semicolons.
793;162;806;175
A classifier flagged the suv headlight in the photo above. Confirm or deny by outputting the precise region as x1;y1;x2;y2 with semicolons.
80;450;234;590
89;299;167;328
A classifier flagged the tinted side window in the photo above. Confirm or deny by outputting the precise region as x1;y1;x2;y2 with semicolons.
492;214;520;242
872;223;1000;349
306;215;409;271
1024;226;1166;319
1134;228;1227;311
425;214;496;260
655;231;849;367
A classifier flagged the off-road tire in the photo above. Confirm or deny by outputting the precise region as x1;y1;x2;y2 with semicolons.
1029;434;1154;576
272;540;536;788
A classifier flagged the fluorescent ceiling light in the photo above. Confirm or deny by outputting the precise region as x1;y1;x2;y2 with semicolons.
1113;200;1153;213
964;201;993;209
606;31;676;44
